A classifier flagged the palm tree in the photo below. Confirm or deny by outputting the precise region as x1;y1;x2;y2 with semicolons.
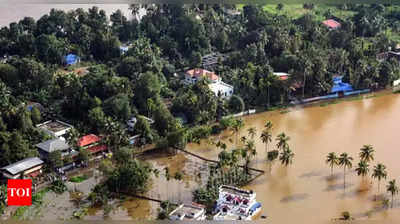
267;150;279;172
372;163;388;200
240;136;247;144
355;160;370;179
174;172;184;202
359;145;375;162
264;121;273;130
244;140;256;171
247;127;256;140
276;132;290;151
129;4;141;20
326;152;339;175
338;153;353;189
164;167;170;200
232;118;244;145
279;147;294;167
387;179;399;208
261;121;273;154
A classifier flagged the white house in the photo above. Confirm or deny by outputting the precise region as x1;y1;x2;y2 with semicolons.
185;68;234;98
36;120;73;141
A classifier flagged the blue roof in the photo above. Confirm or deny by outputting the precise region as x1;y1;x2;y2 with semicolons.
250;202;261;212
330;76;353;93
64;54;79;65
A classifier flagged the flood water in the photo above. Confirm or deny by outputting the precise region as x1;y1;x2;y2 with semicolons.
0;4;132;27
100;92;400;223
183;92;400;223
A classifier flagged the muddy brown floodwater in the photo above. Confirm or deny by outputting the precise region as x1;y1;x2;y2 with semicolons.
185;93;400;223
121;93;400;223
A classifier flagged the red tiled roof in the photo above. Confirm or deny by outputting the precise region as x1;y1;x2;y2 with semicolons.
87;144;107;154
186;68;219;81
322;19;341;29
78;134;101;147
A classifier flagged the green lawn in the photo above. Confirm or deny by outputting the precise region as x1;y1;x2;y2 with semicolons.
69;174;89;183
237;4;356;21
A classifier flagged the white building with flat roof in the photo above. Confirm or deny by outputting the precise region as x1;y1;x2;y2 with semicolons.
36;120;73;140
169;203;206;221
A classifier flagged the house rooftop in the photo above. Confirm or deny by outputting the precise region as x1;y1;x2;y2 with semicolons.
1;157;43;175
322;19;341;29
186;68;219;81
37;120;73;133
273;72;290;81
169;203;205;220
78;134;101;147
36;138;70;153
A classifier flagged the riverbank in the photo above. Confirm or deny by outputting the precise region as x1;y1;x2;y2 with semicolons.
254;89;393;116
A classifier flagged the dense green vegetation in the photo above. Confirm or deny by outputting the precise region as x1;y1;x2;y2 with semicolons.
1;4;400;169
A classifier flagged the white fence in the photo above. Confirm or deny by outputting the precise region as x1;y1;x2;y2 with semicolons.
222;109;256;119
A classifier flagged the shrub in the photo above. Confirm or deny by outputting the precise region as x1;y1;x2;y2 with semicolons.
187;125;212;143
51;180;67;194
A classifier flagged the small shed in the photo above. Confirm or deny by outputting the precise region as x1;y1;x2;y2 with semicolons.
330;76;353;95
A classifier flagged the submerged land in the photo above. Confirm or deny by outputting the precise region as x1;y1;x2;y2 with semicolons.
1;3;400;223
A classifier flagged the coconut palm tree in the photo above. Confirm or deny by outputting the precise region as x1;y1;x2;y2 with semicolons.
387;179;399;208
164;167;170;200
244;140;256;171
267;150;279;172
279;147;294;167
260;129;273;155
247;127;256;140
355;160;370;179
232;118;244;145
338;153;353;189
359;145;375;162
264;121;273;133
276;132;290;151
240;136;247;144
326;152;339;175
174;172;184;202
372;163;388;199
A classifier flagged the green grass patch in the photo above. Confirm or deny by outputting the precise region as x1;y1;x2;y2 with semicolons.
319;100;339;107
237;4;356;21
365;94;377;99
345;95;364;102
69;174;89;183
12;206;28;219
279;109;291;114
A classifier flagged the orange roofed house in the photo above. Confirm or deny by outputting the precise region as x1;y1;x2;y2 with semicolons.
185;68;221;84
184;68;234;98
78;134;108;158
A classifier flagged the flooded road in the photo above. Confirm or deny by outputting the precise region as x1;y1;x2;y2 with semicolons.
184;92;400;223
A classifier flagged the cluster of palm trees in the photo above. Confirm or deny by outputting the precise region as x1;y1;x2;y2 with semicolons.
326;145;399;207
260;121;295;171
